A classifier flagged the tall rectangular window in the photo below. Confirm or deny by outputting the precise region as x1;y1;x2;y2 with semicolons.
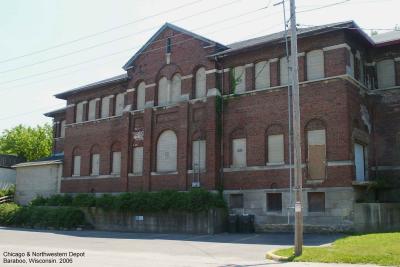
229;194;243;209
354;143;367;181
308;192;325;212
112;152;121;175
91;154;100;176
306;50;324;80
73;156;81;176
101;96;110;118
192;140;206;171
115;93;125;116
280;57;290;86
232;138;246;167
60;120;66;138
137;82;146;110
267;193;282;212
88;99;97;121
233;66;245;93
307;129;326;179
377;59;395;89
75;102;84;123
133;147;143;175
268;134;284;164
255;61;270;90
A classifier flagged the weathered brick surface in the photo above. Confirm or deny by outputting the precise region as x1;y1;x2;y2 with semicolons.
45;25;399;193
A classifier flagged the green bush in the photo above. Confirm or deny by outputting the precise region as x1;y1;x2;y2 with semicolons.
0;203;86;229
30;189;227;213
0;185;15;198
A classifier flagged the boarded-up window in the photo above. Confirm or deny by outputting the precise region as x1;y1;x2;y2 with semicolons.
112;151;121;175
255;61;270;90
267;193;282;212
171;74;181;103
60;120;66;138
307;50;324;80
280;57;290;86
133;147;143;175
347;51;355;77
229;194;243;209
308;192;325;212
232;138;246;167
137;82;146;110
377;59;395;89
195;67;206;98
75;102;84;123
88;99;97;121
73;156;81;176
101;96;110;118
307;129;326;179
233;66;245;93
158;77;169;106
192;140;206;171
268;134;284;164
115;93;125;116
91;154;100;175
354;143;367;182
157;130;177;172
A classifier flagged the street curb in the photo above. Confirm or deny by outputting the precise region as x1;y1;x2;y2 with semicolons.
266;249;291;262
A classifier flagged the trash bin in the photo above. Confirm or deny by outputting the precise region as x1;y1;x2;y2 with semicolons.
228;214;238;233
238;214;255;233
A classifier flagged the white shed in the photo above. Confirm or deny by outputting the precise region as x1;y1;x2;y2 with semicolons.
13;155;63;205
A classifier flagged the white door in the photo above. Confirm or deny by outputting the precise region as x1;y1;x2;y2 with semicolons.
354;143;365;181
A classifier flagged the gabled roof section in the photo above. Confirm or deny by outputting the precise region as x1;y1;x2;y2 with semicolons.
54;73;128;100
44;107;66;117
212;20;374;57
122;22;228;70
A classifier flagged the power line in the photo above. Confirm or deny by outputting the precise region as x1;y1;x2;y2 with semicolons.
0;5;274;86
297;0;350;13
298;23;400;32
0;0;205;64
0;0;242;74
0;104;63;121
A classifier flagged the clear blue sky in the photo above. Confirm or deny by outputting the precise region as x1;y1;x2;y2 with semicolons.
0;0;398;132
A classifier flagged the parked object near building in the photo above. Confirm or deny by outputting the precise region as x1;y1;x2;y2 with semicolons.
13;155;63;205
0;154;24;189
44;21;400;232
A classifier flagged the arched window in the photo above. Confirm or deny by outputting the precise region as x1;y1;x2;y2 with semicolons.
158;77;169;106
377;59;395;89
255;61;270;90
306;119;326;180
157;130;177;172
306;50;324;80
195;67;206;98
115;93;125;116
171;73;181;103
90;145;100;176
101;96;110;118
72;147;81;176
136;82;146;110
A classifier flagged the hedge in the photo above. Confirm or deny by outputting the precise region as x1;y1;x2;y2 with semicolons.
0;203;86;229
31;189;226;213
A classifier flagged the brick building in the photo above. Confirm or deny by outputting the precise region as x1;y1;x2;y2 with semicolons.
45;21;400;231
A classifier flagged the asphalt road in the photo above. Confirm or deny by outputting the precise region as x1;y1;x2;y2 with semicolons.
0;227;379;267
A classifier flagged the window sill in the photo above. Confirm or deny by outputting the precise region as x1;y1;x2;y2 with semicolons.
128;173;143;177
151;171;178;176
187;169;206;174
266;162;285;166
63;174;120;180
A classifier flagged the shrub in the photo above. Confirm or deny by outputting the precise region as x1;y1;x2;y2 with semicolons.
0;185;15;198
0;203;86;229
30;189;227;213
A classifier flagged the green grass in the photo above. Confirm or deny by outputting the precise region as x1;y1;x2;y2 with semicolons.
274;233;400;266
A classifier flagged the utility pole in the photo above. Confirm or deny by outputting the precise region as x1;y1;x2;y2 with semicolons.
289;0;303;256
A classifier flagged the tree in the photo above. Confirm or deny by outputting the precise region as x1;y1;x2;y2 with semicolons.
0;124;53;161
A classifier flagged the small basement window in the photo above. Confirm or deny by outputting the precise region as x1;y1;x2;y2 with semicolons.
308;192;325;212
267;193;282;212
229;194;243;209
